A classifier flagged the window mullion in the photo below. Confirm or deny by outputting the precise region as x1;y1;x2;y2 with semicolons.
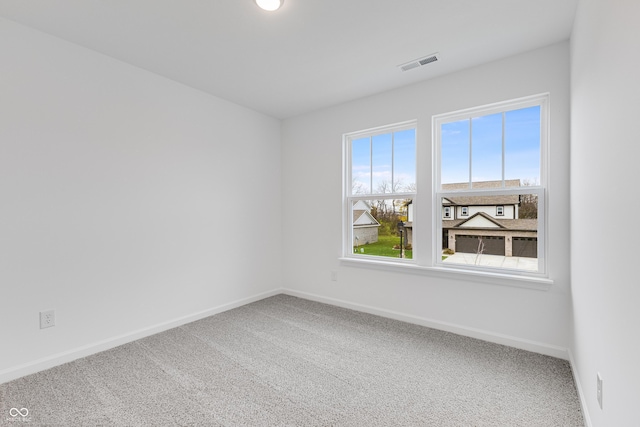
369;136;373;195
502;111;506;187
391;131;395;192
468;119;473;189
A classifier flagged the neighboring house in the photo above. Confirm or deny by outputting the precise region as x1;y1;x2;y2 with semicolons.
442;180;538;258
353;200;380;246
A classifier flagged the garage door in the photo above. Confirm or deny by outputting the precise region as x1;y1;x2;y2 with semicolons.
455;235;505;256
513;237;537;258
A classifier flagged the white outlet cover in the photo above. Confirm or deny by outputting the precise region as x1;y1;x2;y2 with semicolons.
40;310;55;329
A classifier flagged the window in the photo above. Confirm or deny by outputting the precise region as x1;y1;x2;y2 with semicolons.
434;94;548;276
342;94;549;282
344;121;416;261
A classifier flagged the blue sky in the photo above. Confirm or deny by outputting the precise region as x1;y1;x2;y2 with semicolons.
352;129;416;194
441;106;541;186
351;106;540;194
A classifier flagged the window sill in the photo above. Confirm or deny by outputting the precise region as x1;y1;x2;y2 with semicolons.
338;257;553;291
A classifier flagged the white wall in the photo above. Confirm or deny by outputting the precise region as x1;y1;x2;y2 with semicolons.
570;0;640;425
282;42;571;357
0;18;282;382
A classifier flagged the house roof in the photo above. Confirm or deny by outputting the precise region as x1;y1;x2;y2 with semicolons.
353;200;373;211
444;194;520;206
353;210;380;227
442;179;522;191
442;180;522;205
444;212;537;232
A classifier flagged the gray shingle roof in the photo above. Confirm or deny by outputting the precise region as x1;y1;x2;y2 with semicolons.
442;179;523;206
444;194;520;205
442;179;521;190
443;215;537;231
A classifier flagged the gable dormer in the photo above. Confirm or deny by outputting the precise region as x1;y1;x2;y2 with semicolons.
457;212;505;229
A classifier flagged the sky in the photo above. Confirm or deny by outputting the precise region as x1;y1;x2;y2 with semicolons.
441;105;541;186
351;105;540;195
351;128;416;194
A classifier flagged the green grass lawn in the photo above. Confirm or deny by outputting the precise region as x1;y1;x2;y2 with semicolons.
353;234;412;259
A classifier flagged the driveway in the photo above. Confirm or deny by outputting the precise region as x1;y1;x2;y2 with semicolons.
442;252;538;272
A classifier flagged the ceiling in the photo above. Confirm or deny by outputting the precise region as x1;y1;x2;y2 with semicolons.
0;1;578;119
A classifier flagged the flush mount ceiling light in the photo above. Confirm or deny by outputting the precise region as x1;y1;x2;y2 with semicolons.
255;0;284;11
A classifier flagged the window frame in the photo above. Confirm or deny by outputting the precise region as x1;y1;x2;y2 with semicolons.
339;95;552;288
343;120;417;263
433;93;549;278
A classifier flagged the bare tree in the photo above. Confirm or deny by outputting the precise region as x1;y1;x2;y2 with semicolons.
352;177;366;195
404;182;417;192
519;179;538;219
474;238;485;265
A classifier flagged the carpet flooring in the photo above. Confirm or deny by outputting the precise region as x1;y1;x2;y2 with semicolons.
0;294;583;426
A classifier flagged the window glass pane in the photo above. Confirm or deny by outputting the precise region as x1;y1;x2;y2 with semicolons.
372;133;393;193
440;193;538;272
393;129;416;192
351;137;370;194
352;198;413;259
441;119;470;186
471;112;503;187
505;106;540;185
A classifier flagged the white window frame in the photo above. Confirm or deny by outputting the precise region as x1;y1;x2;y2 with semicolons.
496;206;504;216
343;120;417;263
339;95;552;289
433;93;549;278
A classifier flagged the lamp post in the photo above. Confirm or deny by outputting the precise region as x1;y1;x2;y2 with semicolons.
397;220;405;258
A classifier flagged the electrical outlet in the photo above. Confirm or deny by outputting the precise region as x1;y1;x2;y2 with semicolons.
597;372;603;409
40;310;55;329
330;271;337;281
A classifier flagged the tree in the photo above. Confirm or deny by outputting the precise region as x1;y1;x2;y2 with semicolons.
519;179;538;219
370;180;416;235
352;177;366;195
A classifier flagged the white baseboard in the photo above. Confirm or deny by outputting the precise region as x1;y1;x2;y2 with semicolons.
568;348;592;427
0;288;283;385
283;288;570;360
2;288;573;386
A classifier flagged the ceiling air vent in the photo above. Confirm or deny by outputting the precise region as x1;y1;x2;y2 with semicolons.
399;53;439;72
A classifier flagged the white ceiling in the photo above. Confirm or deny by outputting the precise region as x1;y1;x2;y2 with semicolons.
0;1;578;119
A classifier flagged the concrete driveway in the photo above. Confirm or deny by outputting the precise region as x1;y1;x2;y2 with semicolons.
442;252;538;271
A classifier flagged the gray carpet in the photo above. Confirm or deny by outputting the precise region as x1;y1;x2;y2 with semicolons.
0;294;583;426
